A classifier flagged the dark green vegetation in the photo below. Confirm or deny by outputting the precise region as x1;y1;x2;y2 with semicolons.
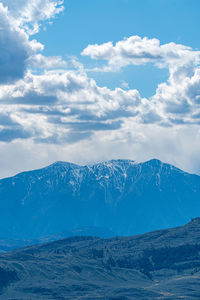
1;218;200;299
0;159;200;240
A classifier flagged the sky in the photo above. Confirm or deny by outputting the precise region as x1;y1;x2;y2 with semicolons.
0;0;200;178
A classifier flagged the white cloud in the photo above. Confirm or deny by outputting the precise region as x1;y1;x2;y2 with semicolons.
0;32;200;149
0;69;143;143
1;0;64;34
82;35;200;125
28;54;67;69
152;64;200;125
82;36;200;72
0;0;64;84
0;3;36;83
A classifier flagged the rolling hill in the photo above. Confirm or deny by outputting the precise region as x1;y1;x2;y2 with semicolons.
1;218;200;299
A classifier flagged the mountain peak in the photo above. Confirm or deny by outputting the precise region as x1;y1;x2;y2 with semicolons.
89;159;136;168
48;161;80;169
147;158;162;164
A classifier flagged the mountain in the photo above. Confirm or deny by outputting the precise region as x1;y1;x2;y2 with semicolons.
0;158;200;239
1;218;200;299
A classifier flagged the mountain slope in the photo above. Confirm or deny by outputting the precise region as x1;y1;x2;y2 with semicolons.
0;159;200;239
1;218;200;299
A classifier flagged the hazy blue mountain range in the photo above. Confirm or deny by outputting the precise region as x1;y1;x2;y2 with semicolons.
0;159;200;240
1;218;200;299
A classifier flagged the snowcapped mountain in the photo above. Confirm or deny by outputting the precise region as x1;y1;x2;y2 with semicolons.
0;159;200;239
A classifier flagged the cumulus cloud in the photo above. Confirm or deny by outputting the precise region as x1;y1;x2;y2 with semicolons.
82;36;200;72
0;69;143;143
1;0;64;34
0;0;64;85
28;54;67;69
0;3;35;83
82;35;200;126
152;64;200;124
0;32;200;147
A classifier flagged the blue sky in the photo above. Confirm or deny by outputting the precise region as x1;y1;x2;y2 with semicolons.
0;0;200;177
38;0;200;53
36;0;200;97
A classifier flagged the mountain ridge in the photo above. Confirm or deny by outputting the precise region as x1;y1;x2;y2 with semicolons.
0;158;200;240
2;158;191;181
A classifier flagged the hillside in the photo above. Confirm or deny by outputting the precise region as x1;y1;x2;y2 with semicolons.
1;218;200;299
